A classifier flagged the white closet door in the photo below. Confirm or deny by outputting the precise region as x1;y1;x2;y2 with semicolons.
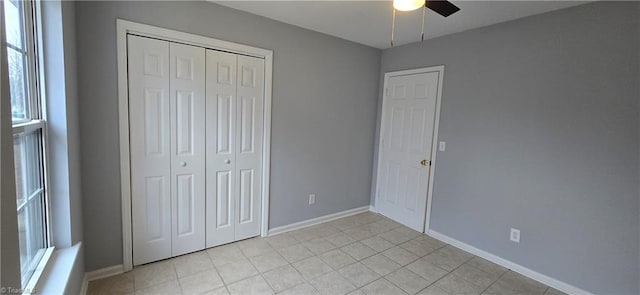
234;55;264;240
205;50;237;247
169;42;206;256
128;35;172;265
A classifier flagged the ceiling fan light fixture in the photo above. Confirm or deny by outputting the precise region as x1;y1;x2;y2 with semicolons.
393;0;426;11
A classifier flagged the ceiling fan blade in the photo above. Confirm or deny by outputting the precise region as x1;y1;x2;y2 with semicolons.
426;0;460;17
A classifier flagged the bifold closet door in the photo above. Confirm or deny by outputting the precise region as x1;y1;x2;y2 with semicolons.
206;51;264;247
234;55;264;240
129;35;206;265
206;50;237;247
129;35;172;265
169;42;206;257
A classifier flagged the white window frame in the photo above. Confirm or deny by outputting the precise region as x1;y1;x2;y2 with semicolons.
5;0;54;290
8;0;37;125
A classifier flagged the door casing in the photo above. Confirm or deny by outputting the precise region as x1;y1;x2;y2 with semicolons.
117;19;273;272
374;66;445;234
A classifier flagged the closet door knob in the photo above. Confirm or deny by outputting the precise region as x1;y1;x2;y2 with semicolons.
224;159;231;164
180;161;187;167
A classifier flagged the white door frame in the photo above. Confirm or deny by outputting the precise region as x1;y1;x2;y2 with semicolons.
375;65;444;233
116;19;273;271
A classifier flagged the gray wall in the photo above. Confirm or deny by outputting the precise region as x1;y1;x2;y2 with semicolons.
75;1;381;271
377;2;639;293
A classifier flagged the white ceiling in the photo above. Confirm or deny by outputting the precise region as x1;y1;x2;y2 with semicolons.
213;1;588;49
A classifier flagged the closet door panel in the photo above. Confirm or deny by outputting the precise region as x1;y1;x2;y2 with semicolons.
235;55;264;240
238;169;255;224
205;50;237;247
128;35;172;265
170;42;206;256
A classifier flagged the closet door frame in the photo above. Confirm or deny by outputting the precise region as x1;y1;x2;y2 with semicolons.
116;19;273;272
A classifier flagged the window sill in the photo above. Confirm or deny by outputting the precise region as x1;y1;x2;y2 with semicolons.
28;243;82;295
22;247;54;294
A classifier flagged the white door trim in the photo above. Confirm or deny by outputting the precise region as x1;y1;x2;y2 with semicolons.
116;19;273;271
375;65;444;233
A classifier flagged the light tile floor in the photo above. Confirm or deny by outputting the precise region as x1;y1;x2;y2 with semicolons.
87;212;564;295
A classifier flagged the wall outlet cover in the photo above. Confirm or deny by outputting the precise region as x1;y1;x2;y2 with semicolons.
309;194;316;205
439;141;446;151
510;228;520;243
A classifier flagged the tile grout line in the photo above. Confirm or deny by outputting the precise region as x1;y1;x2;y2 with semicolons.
204;245;230;294
361;234;467;295
480;267;511;295
399;248;467;295
91;213;558;295
171;258;183;294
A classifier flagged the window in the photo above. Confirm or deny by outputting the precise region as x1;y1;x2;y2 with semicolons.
4;0;48;287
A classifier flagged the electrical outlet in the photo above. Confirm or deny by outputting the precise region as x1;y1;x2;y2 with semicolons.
309;194;316;205
510;228;520;243
439;141;446;151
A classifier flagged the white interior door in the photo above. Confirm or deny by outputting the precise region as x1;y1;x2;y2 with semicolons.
205;50;237;247
128;35;172;265
377;71;440;232
169;42;206;256
234;55;264;240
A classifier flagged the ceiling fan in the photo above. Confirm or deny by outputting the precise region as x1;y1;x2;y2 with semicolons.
390;0;460;47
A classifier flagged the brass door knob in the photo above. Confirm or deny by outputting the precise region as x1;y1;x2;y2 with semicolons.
420;160;430;166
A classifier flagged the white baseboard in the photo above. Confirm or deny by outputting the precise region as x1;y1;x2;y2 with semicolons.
80;264;125;295
77;209;591;295
426;230;591;295
268;206;370;236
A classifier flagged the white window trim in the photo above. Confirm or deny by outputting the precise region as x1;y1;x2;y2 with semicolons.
32;0;52;251
7;0;54;290
23;0;40;123
16;0;87;292
116;19;273;272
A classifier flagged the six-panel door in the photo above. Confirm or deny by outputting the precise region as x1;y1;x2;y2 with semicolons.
377;72;439;232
